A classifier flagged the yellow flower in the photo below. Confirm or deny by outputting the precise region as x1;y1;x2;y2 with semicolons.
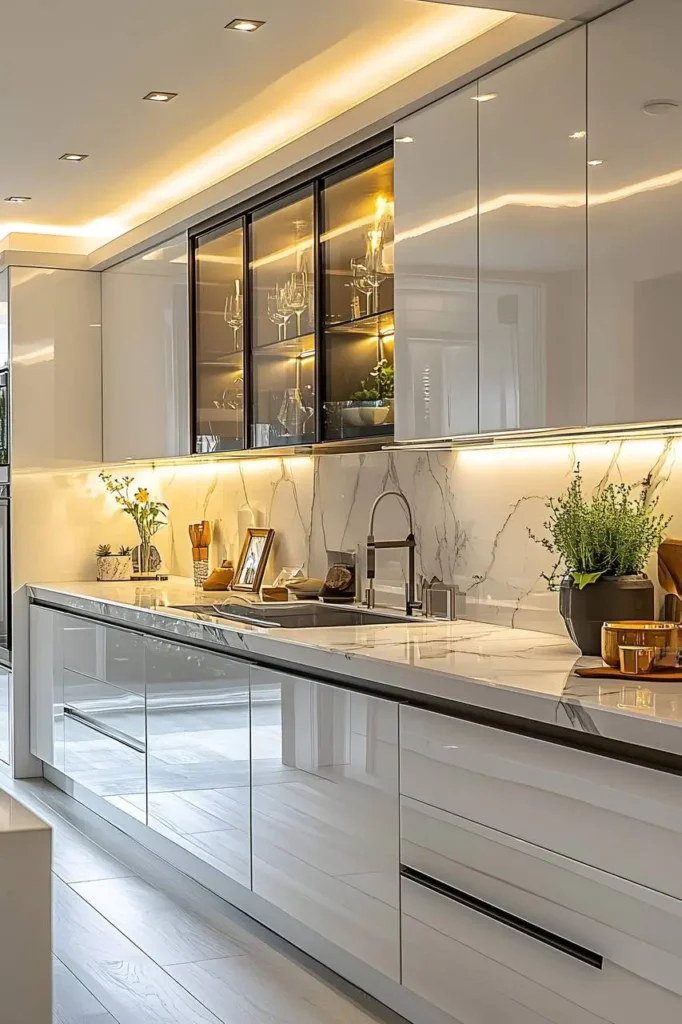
135;488;149;503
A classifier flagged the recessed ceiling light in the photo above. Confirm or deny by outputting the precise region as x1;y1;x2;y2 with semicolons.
225;18;265;32
569;130;587;139
473;93;497;103
396;135;414;143
642;99;679;117
4;196;31;203
588;159;604;166
143;91;177;103
60;153;88;162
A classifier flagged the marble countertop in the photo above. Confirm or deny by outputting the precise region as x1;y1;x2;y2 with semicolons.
27;578;682;760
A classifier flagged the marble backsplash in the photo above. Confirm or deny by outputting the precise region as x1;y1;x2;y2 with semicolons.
17;434;682;637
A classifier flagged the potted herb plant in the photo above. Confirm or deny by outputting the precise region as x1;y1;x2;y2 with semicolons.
530;466;671;655
95;544;133;582
344;358;394;428
100;473;168;578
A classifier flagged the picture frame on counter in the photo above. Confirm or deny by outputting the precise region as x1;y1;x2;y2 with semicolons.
232;527;275;592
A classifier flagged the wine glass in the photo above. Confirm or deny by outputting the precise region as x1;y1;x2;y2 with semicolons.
286;271;308;337
350;257;375;317
267;288;288;341
276;283;295;341
224;290;244;351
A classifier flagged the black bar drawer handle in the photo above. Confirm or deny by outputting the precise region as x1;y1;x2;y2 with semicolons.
401;865;603;970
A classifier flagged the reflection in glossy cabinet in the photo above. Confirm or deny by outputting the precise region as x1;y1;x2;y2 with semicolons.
478;28;587;433
401;797;682;1023
588;0;682;426
102;235;190;462
146;638;251;888
250;666;400;980
394;87;478;441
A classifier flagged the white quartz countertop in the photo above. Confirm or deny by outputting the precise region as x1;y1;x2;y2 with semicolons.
27;578;682;761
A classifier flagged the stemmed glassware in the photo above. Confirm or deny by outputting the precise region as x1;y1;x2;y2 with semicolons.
224;281;243;351
350;258;375;317
285;270;308;337
267;287;290;341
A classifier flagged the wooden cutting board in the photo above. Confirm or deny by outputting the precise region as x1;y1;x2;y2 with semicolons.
575;665;682;682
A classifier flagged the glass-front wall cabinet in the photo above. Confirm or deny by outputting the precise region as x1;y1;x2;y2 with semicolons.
191;144;394;452
194;220;245;453
322;156;394;442
251;189;316;447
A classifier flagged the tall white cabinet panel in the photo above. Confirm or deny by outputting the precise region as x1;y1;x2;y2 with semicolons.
588;0;682;426
478;28;587;432
29;605;64;771
0;269;8;369
250;667;400;980
10;267;102;468
102;235;190;461
394;86;478;440
145;639;251;889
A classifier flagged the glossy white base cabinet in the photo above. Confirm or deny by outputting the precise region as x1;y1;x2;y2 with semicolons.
30;602;682;1023
146;640;251;889
400;707;682;1022
250;667;401;981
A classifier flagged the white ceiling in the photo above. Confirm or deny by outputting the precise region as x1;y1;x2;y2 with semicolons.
0;1;558;254
418;0;628;19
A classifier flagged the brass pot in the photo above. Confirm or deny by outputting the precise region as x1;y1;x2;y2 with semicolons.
601;621;680;668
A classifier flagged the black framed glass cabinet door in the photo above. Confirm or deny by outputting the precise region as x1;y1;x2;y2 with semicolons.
193;220;246;453
249;189;316;448
321;153;394;442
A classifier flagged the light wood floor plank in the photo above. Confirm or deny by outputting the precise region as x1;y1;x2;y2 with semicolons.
53;878;222;1023
168;954;387;1024
70;875;247;967
53;957;116;1023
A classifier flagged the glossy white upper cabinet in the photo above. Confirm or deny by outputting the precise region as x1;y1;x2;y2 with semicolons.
0;270;8;370
10;268;102;468
102;235;190;462
394;86;479;441
588;0;682;426
478;28;587;433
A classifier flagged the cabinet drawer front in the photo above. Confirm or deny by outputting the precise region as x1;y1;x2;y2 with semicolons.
402;797;682;1003
402;876;681;1024
63;671;145;748
63;716;146;823
400;706;682;899
60;612;145;694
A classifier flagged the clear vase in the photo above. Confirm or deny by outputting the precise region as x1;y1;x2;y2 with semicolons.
139;533;153;577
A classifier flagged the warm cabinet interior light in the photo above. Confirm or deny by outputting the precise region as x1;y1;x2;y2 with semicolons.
225;18;265;31
4;196;31;203
60;153;88;162
474;93;497;102
396;135;414;143
570;130;587;139
588;159;604;166
144;91;177;102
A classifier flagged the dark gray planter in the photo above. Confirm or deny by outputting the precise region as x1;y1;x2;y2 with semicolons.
559;575;655;656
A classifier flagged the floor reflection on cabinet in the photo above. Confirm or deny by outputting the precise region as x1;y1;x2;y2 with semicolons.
251;671;401;982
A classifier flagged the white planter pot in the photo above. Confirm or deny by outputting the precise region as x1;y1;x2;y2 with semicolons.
96;555;133;582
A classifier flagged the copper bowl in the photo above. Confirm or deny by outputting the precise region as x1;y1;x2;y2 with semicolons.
601;621;680;668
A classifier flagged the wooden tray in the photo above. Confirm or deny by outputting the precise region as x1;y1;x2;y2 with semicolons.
575;665;682;682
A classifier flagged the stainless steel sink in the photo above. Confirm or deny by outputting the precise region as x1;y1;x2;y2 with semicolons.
171;601;412;629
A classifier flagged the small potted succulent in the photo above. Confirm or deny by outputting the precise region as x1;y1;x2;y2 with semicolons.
343;359;394;428
96;544;133;582
530;466;671;655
